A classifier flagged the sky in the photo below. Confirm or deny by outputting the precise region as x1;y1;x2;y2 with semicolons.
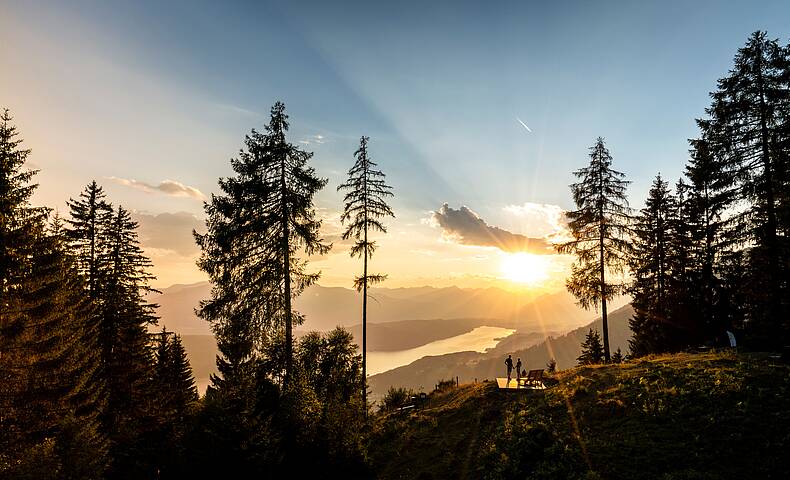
3;0;790;290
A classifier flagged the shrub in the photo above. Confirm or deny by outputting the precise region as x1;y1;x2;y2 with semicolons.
382;387;411;411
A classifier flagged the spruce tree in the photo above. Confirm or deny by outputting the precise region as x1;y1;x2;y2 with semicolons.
666;178;696;342
577;329;604;365
684;136;738;340
100;206;159;478
154;330;197;419
195;101;330;389
66;181;113;298
0;109;108;478
611;347;624;363
704;31;790;343
629;175;678;355
337;136;394;411
558;137;631;361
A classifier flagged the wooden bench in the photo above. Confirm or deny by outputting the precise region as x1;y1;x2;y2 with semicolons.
520;369;544;387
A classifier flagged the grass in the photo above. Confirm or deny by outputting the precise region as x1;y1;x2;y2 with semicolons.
368;351;790;479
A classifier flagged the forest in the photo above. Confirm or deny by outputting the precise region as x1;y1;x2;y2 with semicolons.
1;31;789;479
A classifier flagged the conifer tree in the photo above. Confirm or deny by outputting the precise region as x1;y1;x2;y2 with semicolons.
704;31;790;343
577;328;604;365
684;136;738;339
666;178;697;340
0;109;108;478
97;206;159;478
195;101;330;389
611;347;624;363
66;181;113;298
629;175;678;355
337;136;394;410
558;137;631;361
154;330;198;419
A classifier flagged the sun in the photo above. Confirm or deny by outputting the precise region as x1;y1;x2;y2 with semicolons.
500;252;551;285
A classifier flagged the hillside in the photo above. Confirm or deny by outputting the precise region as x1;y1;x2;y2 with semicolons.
369;352;790;479
368;304;634;395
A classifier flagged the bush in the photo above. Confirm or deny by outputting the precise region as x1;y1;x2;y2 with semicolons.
434;379;456;393
382;387;411;411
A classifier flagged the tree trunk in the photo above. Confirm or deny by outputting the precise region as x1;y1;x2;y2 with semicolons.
362;220;368;415
281;154;292;385
362;162;369;416
600;226;610;362
756;51;780;331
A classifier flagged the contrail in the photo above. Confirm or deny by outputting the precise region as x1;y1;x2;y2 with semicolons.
516;117;532;133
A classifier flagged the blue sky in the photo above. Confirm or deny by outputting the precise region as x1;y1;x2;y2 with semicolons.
3;0;790;287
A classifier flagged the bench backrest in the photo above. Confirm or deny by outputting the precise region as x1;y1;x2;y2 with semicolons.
527;369;544;380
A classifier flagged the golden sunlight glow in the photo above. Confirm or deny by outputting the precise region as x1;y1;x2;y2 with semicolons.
500;252;551;285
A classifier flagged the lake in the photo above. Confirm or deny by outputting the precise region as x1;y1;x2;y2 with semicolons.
190;325;516;394
366;325;516;376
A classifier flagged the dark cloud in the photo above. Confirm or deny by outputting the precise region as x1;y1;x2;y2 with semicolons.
133;211;204;257
431;203;554;254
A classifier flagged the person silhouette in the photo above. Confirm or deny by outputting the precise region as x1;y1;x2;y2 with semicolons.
505;354;514;385
516;358;522;386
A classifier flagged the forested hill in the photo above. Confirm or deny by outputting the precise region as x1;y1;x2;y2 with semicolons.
369;352;790;479
368;304;634;395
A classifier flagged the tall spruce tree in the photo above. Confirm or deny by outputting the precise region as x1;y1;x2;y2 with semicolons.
684;136;739;339
195;101;330;389
666;178;697;341
629;175;679;355
705;31;790;343
558;137;631;361
0;110;108;478
337;136;394;410
97;206;159;479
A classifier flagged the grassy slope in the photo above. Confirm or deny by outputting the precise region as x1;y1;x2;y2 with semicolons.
369;352;790;479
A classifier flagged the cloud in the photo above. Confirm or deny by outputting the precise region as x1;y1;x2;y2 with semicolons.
133;211;204;257
109;177;206;200
299;134;326;145
502;203;568;238
430;204;555;254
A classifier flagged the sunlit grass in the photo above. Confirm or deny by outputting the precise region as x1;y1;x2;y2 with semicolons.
369;351;790;479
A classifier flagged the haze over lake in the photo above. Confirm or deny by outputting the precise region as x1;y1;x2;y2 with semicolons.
366;326;516;376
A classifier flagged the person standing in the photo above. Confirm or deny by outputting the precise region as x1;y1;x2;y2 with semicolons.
516;358;523;386
505;354;514;384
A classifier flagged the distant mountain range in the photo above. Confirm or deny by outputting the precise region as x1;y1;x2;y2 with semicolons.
150;281;623;335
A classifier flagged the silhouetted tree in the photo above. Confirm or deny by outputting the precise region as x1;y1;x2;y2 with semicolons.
577;329;604;365
611;347;624;364
150;329;197;476
0;109;108;478
629;175;680;355
154;329;197;421
337;136;394;411
684;137;739;340
98;206;159;478
559;137;631;361
704;31;790;344
66;181;112;298
195;101;330;390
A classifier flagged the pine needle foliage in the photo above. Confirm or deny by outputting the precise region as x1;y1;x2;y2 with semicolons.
558;137;631;361
195;101;330;390
337;136;394;410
